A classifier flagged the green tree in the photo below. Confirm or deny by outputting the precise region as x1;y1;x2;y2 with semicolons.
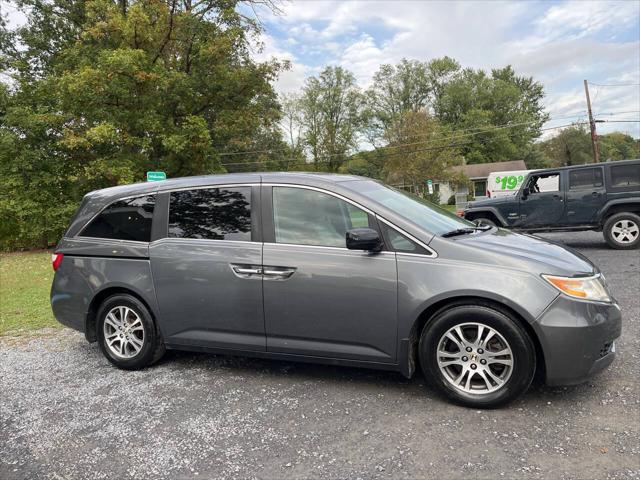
381;110;463;187
299;66;363;172
435;66;548;164
538;124;593;166
363;58;431;145
1;0;285;248
599;132;640;161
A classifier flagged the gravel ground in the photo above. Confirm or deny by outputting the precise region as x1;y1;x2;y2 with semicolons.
1;231;639;480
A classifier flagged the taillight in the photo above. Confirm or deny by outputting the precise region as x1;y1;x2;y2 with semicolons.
52;252;64;271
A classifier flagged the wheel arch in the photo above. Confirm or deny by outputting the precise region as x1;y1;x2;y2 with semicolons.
464;208;506;227
401;295;545;382
85;286;159;343
597;200;640;224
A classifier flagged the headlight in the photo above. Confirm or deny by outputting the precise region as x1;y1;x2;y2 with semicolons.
542;274;611;302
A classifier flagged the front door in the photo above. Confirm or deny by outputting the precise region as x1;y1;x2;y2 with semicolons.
262;185;398;363
517;172;565;227
565;167;606;225
150;185;265;351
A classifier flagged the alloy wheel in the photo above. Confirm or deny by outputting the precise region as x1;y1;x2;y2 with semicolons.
611;219;639;244
103;306;145;359
437;322;513;394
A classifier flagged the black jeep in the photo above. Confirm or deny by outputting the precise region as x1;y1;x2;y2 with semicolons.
463;159;640;249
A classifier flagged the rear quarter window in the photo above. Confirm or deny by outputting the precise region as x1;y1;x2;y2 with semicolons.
80;195;155;242
609;164;640;188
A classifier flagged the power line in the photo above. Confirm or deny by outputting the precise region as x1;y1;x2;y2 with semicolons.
594;110;640;117
221;121;592;168
216;109;640;161
218;115;594;160
588;82;640;87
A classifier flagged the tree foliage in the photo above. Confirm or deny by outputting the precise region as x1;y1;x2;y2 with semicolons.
297;66;363;172
0;0;285;248
537;125;639;167
381;110;463;186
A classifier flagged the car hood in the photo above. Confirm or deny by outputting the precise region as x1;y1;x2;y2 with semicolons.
436;227;596;276
467;196;512;208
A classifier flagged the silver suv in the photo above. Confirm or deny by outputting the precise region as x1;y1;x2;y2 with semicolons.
51;173;621;407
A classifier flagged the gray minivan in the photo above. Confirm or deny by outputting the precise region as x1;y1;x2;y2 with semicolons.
51;173;621;407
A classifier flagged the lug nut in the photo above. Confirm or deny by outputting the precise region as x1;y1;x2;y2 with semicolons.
478;348;484;354
470;364;477;370
466;347;473;352
480;359;487;365
462;356;468;362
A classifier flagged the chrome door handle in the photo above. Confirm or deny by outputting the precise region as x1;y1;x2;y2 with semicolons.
263;268;296;279
235;267;262;274
230;264;262;277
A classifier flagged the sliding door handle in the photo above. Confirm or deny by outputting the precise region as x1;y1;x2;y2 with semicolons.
230;264;262;277
234;267;262;275
263;267;296;279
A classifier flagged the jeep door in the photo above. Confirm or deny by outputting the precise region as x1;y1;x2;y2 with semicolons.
518;172;565;227
565;167;606;225
149;185;265;351
261;185;398;363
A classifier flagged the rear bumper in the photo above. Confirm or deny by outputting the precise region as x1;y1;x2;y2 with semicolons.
534;296;621;386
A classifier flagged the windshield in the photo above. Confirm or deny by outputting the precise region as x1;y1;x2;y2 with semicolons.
351;180;475;235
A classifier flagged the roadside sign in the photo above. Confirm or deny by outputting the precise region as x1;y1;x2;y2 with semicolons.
147;171;166;182
426;179;434;194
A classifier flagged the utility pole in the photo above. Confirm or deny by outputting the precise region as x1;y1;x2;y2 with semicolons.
583;80;599;163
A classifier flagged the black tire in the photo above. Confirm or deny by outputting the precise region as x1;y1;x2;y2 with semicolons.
603;212;640;250
472;217;497;228
96;294;165;370
419;303;535;408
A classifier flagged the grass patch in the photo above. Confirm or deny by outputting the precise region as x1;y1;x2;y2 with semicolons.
0;251;60;335
441;204;457;213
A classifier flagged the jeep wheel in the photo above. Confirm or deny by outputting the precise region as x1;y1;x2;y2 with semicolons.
604;213;640;250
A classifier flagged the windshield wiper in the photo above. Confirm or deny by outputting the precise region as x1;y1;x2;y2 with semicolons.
441;225;492;238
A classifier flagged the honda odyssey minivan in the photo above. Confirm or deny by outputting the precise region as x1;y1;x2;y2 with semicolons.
51;173;621;407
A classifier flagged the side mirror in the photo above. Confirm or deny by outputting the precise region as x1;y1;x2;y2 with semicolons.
346;228;383;251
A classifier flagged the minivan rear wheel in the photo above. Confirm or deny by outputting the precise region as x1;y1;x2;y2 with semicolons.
419;304;535;408
603;212;640;250
96;294;165;370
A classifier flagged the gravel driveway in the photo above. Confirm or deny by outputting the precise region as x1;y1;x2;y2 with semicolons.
1;231;639;479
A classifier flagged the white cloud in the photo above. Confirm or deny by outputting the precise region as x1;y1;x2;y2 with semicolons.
257;0;639;137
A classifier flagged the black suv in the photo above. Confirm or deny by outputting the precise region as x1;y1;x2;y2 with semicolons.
463;159;640;249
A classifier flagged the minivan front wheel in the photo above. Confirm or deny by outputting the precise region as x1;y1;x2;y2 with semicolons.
419;304;535;408
96;294;165;370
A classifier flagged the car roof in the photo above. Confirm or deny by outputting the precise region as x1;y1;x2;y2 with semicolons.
83;172;370;202
532;158;639;174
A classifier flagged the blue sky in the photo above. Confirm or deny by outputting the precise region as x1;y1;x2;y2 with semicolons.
250;0;640;138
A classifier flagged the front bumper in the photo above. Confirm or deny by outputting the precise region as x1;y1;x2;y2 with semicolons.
534;295;621;386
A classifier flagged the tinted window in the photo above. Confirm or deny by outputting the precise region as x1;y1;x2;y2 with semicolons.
81;195;155;242
169;187;251;241
570;168;603;189
381;223;428;254
273;187;373;247
610;164;640;187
